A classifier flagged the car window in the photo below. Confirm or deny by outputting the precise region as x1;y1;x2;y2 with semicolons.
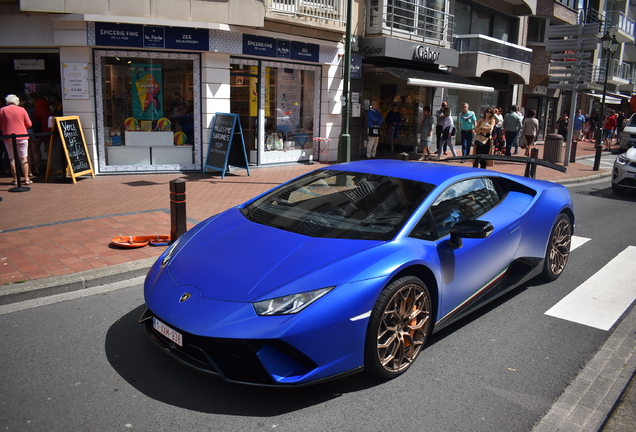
629;114;636;127
410;178;502;240
241;170;435;240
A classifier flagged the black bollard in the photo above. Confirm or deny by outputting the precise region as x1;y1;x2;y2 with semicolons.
8;134;30;193
593;129;602;171
169;179;187;242
569;141;577;163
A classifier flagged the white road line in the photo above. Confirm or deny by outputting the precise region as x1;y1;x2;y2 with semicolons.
571;235;590;251
545;246;636;331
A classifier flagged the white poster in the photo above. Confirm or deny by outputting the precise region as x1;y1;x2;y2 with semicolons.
62;63;90;100
277;69;301;133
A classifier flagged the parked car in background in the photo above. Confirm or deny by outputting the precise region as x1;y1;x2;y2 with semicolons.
612;146;636;193
619;114;636;152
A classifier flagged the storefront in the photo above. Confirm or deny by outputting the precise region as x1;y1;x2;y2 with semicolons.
360;37;494;149
88;24;332;172
229;57;320;165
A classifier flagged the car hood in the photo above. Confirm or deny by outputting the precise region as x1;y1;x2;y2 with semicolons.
624;146;636;160
167;208;380;302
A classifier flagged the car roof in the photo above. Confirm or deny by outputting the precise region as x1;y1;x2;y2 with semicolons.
318;159;497;187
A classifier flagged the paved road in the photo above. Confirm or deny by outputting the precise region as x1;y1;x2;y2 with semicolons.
1;180;635;432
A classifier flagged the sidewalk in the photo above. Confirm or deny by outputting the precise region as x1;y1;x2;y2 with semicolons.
0;139;613;288
0;138;632;432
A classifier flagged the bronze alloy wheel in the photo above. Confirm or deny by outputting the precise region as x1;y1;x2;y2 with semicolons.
367;276;432;377
548;216;571;276
541;213;572;281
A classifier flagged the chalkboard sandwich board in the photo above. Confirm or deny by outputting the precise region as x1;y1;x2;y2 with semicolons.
203;113;250;179
46;116;95;183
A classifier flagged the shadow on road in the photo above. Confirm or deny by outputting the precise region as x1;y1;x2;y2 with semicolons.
104;304;384;415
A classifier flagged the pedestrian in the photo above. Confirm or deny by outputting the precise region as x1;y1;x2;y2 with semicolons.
556;111;569;137
366;100;383;159
572;109;585;142
502;105;523;156
385;103;402;152
603;109;617;151
30;92;51;176
418;105;435;160
0;94;33;185
437;107;457;159
18;93;35;174
435;101;448;154
473;107;495;168
588;111;599;141
522;109;539;157
616;111;626;141
458;103;476;157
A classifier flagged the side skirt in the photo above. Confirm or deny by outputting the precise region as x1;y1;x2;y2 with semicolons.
432;257;543;333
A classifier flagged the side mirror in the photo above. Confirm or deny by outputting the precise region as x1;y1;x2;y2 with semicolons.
449;220;494;248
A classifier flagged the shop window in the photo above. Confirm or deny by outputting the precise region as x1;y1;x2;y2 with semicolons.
95;51;200;171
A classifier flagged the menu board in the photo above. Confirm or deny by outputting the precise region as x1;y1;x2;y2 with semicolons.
203;113;250;179
46;116;95;183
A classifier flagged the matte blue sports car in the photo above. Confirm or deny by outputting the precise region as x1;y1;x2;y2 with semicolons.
141;159;574;386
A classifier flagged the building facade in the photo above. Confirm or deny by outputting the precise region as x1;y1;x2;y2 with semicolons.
0;0;356;173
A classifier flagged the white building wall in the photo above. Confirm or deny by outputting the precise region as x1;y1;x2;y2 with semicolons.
201;52;231;164
57;46;97;170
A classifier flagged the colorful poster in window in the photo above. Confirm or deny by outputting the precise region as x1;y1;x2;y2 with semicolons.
249;66;258;117
249;66;270;117
131;63;163;120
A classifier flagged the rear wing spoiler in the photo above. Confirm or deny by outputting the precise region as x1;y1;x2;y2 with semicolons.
442;154;566;178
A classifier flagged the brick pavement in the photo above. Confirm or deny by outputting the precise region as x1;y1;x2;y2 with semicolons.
0;139;610;286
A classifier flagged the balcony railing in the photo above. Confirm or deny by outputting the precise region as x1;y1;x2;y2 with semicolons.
578;8;635;39
366;0;454;47
454;34;532;64
590;59;633;85
266;0;347;25
605;10;635;38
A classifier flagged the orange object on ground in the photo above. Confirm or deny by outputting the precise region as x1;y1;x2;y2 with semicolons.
111;234;170;248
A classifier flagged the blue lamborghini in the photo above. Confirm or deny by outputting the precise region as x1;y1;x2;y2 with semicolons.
141;159;574;386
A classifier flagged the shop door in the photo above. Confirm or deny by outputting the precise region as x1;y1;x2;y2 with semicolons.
230;64;259;164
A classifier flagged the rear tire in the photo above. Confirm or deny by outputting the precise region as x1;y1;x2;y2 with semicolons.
540;213;572;281
364;276;432;379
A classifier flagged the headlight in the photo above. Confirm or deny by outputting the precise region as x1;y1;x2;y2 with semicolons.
616;155;629;165
161;236;182;267
253;287;334;316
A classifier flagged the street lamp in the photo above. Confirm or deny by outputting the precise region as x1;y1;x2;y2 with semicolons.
594;31;620;170
337;0;354;163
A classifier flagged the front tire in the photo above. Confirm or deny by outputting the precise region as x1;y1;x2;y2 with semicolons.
364;276;432;379
540;213;572;281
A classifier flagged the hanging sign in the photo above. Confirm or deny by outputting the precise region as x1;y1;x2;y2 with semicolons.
203;113;250;179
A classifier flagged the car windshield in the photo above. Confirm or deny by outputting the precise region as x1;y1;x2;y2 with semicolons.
629;114;636;127
240;169;435;240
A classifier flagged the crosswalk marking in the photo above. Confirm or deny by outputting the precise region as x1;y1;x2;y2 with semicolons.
545;246;636;331
571;235;590;251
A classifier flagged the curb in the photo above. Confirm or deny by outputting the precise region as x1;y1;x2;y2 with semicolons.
532;302;636;432
0;257;156;306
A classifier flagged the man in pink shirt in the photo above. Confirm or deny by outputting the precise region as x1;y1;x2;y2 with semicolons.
0;94;33;184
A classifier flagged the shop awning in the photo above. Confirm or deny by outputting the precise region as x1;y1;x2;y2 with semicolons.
581;92;622;104
365;60;495;93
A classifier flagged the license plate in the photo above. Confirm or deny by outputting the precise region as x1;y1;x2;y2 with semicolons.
153;317;183;347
